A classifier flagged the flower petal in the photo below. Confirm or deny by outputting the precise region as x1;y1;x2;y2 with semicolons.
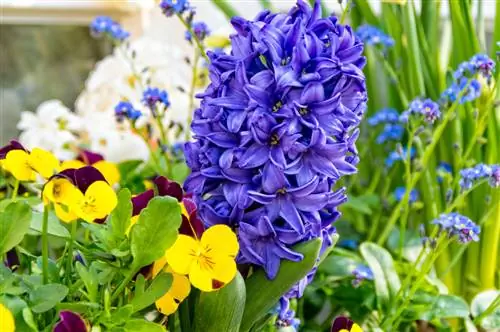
92;161;120;186
201;224;239;257
3;150;35;182
166;235;198;275
29;148;60;179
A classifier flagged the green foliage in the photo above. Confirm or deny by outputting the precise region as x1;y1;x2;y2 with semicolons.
29;284;68;313
0;201;32;255
131;272;173;313
130;196;181;269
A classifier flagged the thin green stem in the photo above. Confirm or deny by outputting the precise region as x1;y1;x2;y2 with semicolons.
185;49;201;142
177;14;209;62
65;221;77;286
41;205;50;284
473;294;500;325
11;179;19;200
111;268;138;302
340;0;351;24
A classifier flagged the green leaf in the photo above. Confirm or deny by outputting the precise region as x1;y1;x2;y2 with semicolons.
0;197;40;211
118;160;143;179
387;228;424;263
360;242;401;310
318;254;361;278
30;210;69;239
29;284;68;313
1;296;32;332
420;294;470;321
471;290;500;329
109;189;132;239
22;308;39;332
130;196;181;269
0;201;32;255
241;238;322;332
131;272;173;313
111;304;134;322
193;272;246;332
343;196;374;215
123;319;166;332
76;262;98;302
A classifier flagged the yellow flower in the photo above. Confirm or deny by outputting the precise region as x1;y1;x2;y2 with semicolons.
340;324;362;332
153;257;191;315
42;177;80;222
205;35;231;49
71;181;117;223
2;148;59;181
61;159;120;186
0;303;15;332
166;224;239;292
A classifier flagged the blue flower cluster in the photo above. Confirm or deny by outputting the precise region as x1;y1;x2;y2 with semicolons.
142;87;170;110
432;213;480;243
355;25;394;49
385;146;415;167
90;16;129;41
441;54;495;104
183;0;366;324
376;124;404;144
394;187;419;203
114;101;142;121
352;264;374;287
400;98;440;124
185;22;210;42
459;163;500;190
368;108;404;144
367;108;399;126
160;0;189;16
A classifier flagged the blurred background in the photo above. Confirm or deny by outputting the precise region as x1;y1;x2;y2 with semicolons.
0;0;496;144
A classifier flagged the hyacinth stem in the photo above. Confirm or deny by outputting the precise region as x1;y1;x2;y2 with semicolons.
177;14;209;62
11;179;19;200
186;49;201;142
41;204;50;285
378;98;462;245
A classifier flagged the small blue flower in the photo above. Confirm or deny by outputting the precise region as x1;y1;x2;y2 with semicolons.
142;87;170;109
338;239;358;250
90;16;129;41
385;146;415;167
432;213;480;243
356;25;394;49
352;264;373;287
114;101;142;121
186;22;210;42
368;108;400;126
394;187;419;203
459;163;498;190
376;124;404;144
401;98;440;124
490;166;500;188
442;78;482;104
160;0;189;17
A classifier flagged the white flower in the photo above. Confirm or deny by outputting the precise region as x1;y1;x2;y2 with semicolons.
17;100;81;160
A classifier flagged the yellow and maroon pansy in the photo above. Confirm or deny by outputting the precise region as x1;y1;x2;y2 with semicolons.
60;150;120;186
152;257;191;316
331;316;363;332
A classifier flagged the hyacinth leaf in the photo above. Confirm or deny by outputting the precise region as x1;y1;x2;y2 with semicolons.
29;284;68;313
109;188;132;239
241;238;322;332
0;201;32;255
471;290;500;329
420;295;470;321
360;242;401;311
123;319;166;332
130;196;181;269
192;272;246;332
131;272;173;313
30;210;69;239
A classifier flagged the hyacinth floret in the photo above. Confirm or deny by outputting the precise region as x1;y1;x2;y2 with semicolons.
459;163;499;190
160;0;189;17
183;0;366;312
90;16;129;41
432;213;480;244
355;25;394;49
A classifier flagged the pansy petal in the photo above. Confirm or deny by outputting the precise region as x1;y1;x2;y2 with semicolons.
77;150;104;165
201;224;239;257
155;292;178;316
54;203;78;223
60;160;86;171
74;166;106;193
169;269;191;301
29;148;60;179
3;150;35;182
132;190;154;216
188;261;214;292
54;311;87;332
210;255;237;290
166;235;198;275
92;161;120;185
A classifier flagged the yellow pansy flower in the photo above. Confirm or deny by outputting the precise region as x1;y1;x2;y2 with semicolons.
153;257;191;315
3;148;59;181
60;159;120;186
0;303;15;332
71;181;117;223
60;160;86;170
42;177;81;222
339;324;362;332
166;224;239;292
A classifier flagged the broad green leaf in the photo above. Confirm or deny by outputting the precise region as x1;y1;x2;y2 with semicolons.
118;160;143;179
193;272;246;332
29;284;68;313
130;196;181;269
420;294;469;321
171;162;190;183
109;189;132;239
471;290;500;329
0;197;40;211
30;210;69;239
387;228;424;263
343;196;373;215
111;304;134;322
22;308;39;331
56;302;100;314
360;242;401;310
76;262;98;302
131;272;173;313
318;254;360;278
241;238;322;332
0;202;32;255
124;319;166;332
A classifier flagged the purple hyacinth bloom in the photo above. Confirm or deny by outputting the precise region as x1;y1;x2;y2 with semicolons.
54;311;87;332
352;264;373;287
432;213;480;243
160;0;189;17
184;1;365;307
142;87;170;109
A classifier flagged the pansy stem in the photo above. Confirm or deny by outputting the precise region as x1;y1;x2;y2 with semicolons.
65;221;77;286
11;179;19;200
111;268;138;302
41;204;50;284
